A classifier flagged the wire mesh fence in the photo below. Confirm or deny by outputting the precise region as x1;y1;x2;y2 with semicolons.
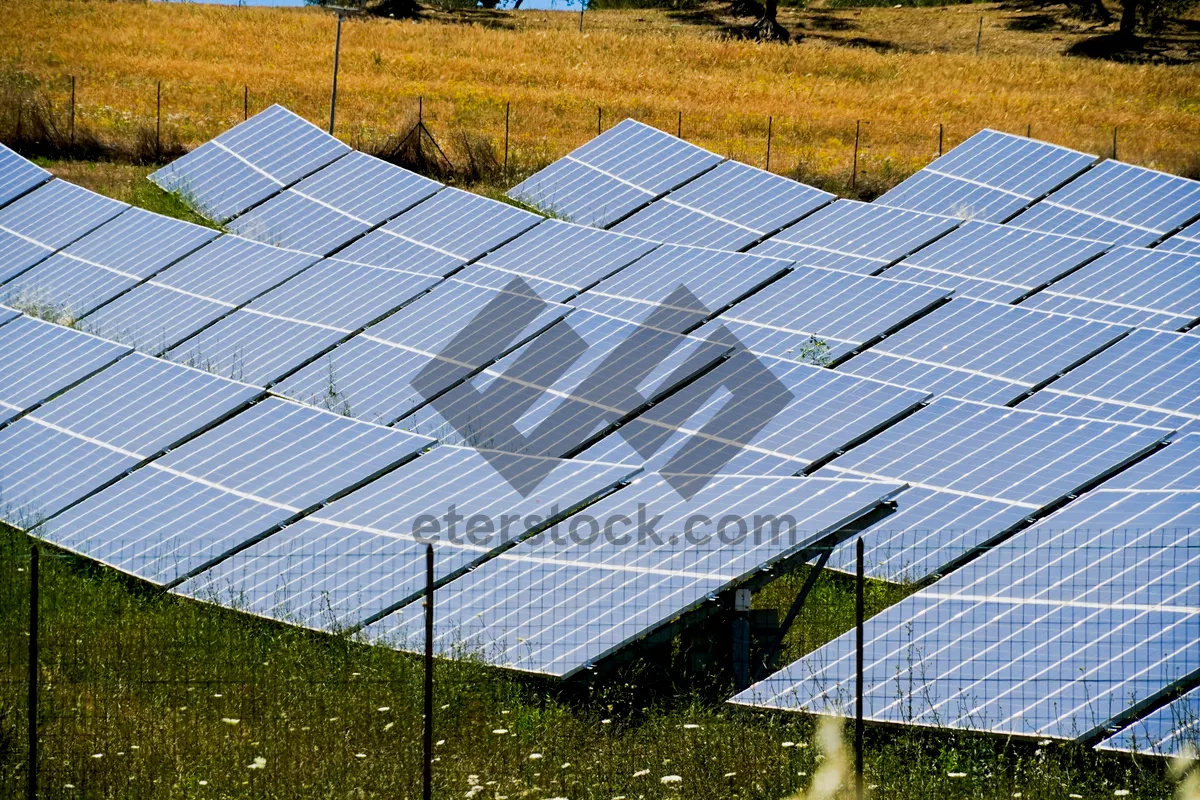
1;523;1197;797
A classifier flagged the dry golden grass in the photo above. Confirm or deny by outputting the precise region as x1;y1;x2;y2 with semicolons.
4;0;1200;191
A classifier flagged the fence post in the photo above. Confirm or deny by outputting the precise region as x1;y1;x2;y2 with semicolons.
597;106;602;137
244;85;249;121
975;15;983;55
422;544;434;800
503;101;510;176
69;76;76;148
579;1;584;32
329;14;343;136
765;115;773;172
937;123;943;157
677;110;682;138
851;120;861;193
27;544;39;800
156;81;162;161
1026;123;1031;138
855;537;865;800
1112;127;1118;160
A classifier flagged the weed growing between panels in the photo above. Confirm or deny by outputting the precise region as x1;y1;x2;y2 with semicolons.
0;523;1186;799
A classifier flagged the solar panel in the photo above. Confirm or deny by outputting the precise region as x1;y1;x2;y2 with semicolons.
879;221;1109;303
1099;432;1200;491
227;151;442;255
406;308;731;459
1020;330;1200;433
689;266;950;364
611;160;833;250
173;446;636;632
0;304;17;326
569;245;792;331
748;200;959;275
333;187;543;277
41;397;435;586
1019;245;1200;331
150;104;351;222
812;397;1173;581
0;314;132;425
2;208;219;320
0;180;128;284
733;488;1200;743
1009;160;1200;246
0;142;52;207
366;475;902;677
578;350;930;485
1098;685;1200;757
874;129;1096;222
273;278;570;424
163;257;440;386
837;298;1130;405
1158;216;1200;256
79;235;321;354
508;119;723;228
0;353;260;525
452;220;659;303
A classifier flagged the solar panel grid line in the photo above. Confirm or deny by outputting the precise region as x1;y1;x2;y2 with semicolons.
0;142;53;209
1157;217;1200;256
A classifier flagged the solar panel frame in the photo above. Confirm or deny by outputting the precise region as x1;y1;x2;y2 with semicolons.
1097;685;1200;757
748;200;960;275
0;180;129;284
1019;329;1200;433
227;151;443;255
508;118;724;228
452;219;660;303
1009;160;1200;246
0;142;53;208
689;265;952;364
172;446;638;632
1018;245;1200;331
366;475;904;677
41;396;435;586
611;160;834;250
79;235;321;354
813;397;1174;581
879;221;1110;304
1158;216;1200;256
873;129;1097;222
1;208;220;319
149;104;351;222
1098;433;1200;491
836;298;1131;406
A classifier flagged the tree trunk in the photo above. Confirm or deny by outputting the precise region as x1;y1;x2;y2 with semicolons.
1118;0;1139;37
751;0;791;41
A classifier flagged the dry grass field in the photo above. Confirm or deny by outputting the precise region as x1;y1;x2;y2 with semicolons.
3;0;1199;196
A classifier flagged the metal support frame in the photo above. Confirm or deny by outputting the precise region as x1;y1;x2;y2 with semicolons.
753;547;832;683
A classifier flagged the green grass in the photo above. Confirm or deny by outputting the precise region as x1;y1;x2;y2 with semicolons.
37;160;220;229
0;524;1185;799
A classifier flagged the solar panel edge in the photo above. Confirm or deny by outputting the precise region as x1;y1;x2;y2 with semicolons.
597;156;727;232
825;290;954;368
1009;325;1136;409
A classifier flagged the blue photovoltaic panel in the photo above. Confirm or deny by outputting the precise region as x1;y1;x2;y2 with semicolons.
2;208;219;319
173;446;636;632
453;220;659;302
0;315;132;425
611;160;833;250
0;180;128;283
406;309;731;458
366;475;903;677
164;257;440;386
880;221;1109;303
81;235;320;354
1099;433;1200;491
1099;686;1200;757
43;397;434;586
508;119;723;228
1009;160;1200;246
0;305;17;326
150;105;351;222
0;353;260;524
813;397;1172;580
570;245;792;331
579;350;929;483
1019;245;1200;331
273;278;570;424
1021;330;1200;433
748;200;959;275
689;266;950;364
0;142;52;207
837;298;1130;405
874;130;1096;222
1159;217;1200;256
734;488;1200;742
334;187;543;277
227;151;442;255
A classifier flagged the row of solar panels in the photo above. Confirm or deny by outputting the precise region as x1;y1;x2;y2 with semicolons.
0;109;1197;755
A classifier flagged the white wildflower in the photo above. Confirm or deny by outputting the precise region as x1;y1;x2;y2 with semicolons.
247;757;266;770
633;769;650;777
528;753;543;760
782;741;796;748
492;728;509;735
948;772;967;778
378;707;390;713
221;718;239;725
682;724;700;729
660;775;682;784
